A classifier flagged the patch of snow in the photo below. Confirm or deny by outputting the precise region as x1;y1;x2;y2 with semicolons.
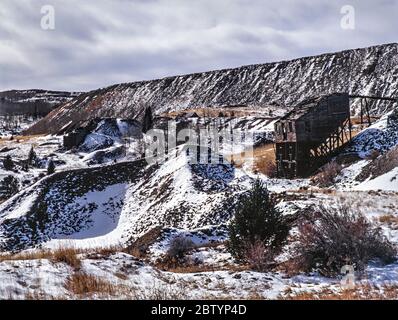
354;167;398;192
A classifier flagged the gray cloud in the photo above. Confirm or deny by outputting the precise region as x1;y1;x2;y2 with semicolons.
0;0;396;91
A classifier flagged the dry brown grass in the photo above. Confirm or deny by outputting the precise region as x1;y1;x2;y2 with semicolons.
94;245;123;256
227;143;276;176
65;272;117;296
0;245;122;267
251;144;276;176
51;247;82;269
0;250;52;263
379;215;398;229
0;134;45;146
282;284;398;300
351;116;381;126
14;135;45;142
0;247;83;269
254;157;277;177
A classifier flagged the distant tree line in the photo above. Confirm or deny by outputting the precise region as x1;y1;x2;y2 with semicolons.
0;99;53;118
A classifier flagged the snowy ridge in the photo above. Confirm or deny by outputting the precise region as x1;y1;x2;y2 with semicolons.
0;89;81;116
26;43;398;135
0;89;81;105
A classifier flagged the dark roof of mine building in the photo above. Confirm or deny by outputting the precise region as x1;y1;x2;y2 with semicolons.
278;93;347;121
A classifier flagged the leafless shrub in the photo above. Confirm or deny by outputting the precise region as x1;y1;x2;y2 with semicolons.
166;236;195;260
292;203;397;277
312;161;343;187
158;236;196;269
244;240;274;272
93;245;123;257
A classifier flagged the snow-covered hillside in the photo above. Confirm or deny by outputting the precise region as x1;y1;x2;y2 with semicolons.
26;43;398;135
0;147;252;251
2;108;398;252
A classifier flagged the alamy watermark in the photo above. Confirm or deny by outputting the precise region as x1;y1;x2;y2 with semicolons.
340;265;356;289
143;122;254;167
340;5;355;30
40;5;55;30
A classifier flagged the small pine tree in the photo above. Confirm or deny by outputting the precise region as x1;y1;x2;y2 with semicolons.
228;179;290;262
47;159;55;175
0;175;19;200
142;107;154;133
3;155;14;171
28;146;37;165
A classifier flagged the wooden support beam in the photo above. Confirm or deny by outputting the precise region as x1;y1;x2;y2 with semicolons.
349;95;397;102
360;99;364;129
364;98;372;126
348;116;352;140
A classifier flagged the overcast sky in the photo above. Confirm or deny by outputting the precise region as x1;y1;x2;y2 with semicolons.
0;0;396;92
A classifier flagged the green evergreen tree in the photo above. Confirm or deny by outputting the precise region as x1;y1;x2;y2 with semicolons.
28;146;37;165
3;155;14;171
142;107;154;133
0;175;19;200
47;159;55;175
228;179;290;261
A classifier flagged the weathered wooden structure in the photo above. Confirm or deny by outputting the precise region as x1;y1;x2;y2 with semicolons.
349;95;398;128
275;93;351;178
275;93;398;178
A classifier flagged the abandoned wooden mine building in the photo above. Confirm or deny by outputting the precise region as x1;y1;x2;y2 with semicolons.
275;93;351;178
